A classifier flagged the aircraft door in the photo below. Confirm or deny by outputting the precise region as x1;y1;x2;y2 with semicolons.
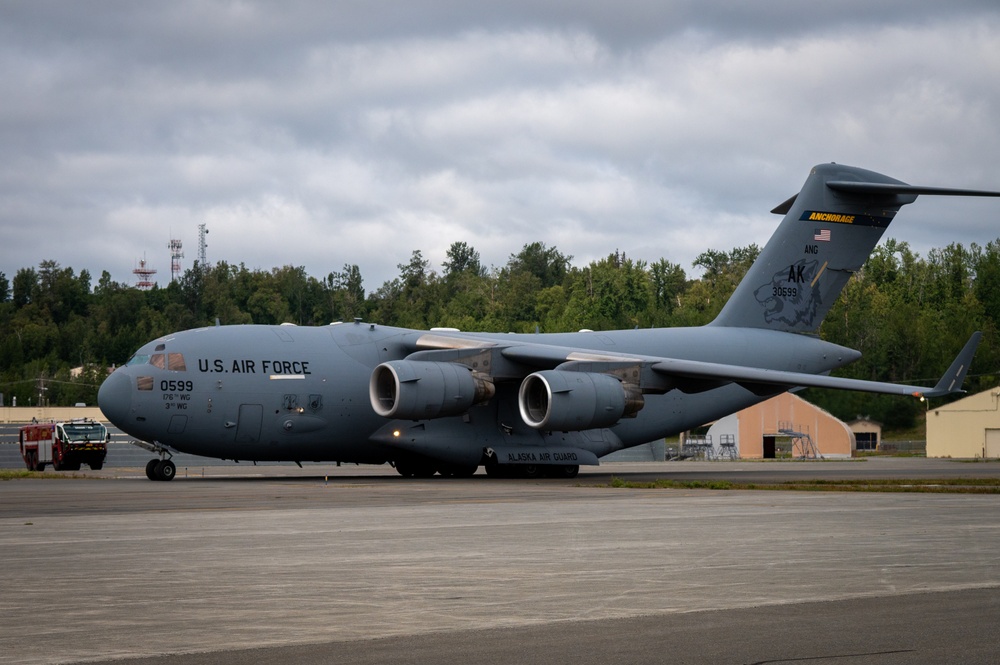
235;404;263;443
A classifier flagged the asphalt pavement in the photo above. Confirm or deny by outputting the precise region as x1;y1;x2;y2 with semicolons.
2;460;999;664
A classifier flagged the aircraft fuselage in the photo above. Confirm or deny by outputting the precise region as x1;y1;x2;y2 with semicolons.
98;321;856;465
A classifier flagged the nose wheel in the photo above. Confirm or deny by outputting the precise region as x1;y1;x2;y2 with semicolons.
128;440;178;481
145;458;176;481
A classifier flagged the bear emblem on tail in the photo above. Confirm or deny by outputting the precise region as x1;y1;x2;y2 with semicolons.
752;259;822;329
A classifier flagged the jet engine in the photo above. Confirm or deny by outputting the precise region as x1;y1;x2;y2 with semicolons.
370;360;495;420
518;370;644;431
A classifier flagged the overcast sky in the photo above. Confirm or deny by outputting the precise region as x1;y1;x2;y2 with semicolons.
2;1;1000;294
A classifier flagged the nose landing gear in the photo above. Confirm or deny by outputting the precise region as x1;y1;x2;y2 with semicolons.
130;439;178;481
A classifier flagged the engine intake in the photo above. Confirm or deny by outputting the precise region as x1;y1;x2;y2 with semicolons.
370;360;495;420
518;370;643;431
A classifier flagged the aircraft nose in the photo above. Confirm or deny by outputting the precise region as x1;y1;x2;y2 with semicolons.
98;371;132;427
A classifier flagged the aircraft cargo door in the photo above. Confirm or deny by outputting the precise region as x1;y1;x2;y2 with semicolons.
235;404;263;443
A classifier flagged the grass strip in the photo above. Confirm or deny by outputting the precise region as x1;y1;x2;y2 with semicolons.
0;470;90;481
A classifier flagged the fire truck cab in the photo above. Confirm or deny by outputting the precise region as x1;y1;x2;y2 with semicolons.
19;419;109;471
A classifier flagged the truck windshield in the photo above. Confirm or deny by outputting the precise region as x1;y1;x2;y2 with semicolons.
60;422;108;442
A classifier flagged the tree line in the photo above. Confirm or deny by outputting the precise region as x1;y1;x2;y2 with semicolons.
2;238;999;429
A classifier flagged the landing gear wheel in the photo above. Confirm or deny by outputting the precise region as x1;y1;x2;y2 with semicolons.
522;464;544;479
147;459;176;481
548;464;579;479
393;459;415;477
484;460;511;478
439;463;478;478
155;460;176;481
394;459;437;478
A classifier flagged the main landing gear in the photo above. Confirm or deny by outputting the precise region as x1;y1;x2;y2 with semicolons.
391;457;580;479
145;458;176;482
393;458;478;478
483;461;579;479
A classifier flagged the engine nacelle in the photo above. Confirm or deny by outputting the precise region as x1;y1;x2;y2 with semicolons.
370;360;495;420
518;370;643;431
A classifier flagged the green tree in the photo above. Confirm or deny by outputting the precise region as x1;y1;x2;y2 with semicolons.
507;242;571;289
648;258;687;321
442;241;483;279
687;245;760;320
560;252;652;330
12;267;37;308
322;264;366;323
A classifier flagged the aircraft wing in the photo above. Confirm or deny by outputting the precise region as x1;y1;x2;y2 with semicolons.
649;330;980;398
425;331;981;399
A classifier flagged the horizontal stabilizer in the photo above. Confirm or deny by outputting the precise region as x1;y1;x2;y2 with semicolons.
826;182;1000;198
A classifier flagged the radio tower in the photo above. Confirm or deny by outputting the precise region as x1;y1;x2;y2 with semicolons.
167;237;184;282
197;224;209;266
133;256;157;290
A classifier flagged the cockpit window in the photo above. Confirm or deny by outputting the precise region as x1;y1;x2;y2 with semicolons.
137;376;153;391
168;353;187;371
126;352;187;371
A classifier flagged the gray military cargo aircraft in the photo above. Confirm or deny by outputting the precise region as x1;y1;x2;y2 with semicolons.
98;163;1000;480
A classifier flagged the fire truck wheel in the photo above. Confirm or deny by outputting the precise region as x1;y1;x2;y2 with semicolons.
145;459;159;480
90;462;104;471
155;460;176;481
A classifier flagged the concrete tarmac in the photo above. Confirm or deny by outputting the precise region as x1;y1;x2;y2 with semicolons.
2;460;999;664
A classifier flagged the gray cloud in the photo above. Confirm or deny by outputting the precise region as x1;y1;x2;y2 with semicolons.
2;1;999;294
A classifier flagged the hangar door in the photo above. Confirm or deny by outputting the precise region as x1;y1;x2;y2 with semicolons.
855;432;877;451
985;429;1000;459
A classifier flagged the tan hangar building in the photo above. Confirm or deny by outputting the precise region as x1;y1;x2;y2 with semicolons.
926;387;1000;458
707;392;855;459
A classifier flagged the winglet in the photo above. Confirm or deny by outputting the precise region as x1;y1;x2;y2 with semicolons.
919;331;982;398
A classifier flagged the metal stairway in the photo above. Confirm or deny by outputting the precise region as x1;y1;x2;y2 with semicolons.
778;421;823;459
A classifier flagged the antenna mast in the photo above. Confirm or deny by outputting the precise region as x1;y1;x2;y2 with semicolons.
133;256;157;290
167;237;184;282
197;224;209;266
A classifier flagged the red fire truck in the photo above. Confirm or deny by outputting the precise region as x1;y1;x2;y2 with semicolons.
19;419;109;471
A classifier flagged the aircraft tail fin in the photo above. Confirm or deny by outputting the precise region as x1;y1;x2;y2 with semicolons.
710;163;1000;333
